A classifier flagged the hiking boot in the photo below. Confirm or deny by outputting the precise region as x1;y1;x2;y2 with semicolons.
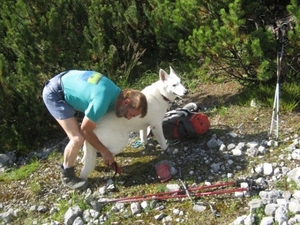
60;165;88;191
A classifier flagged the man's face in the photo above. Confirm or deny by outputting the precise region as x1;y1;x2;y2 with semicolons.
115;105;141;119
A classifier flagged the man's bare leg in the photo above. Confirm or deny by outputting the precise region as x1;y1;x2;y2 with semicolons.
56;117;88;190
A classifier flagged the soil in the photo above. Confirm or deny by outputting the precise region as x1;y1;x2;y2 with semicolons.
189;81;300;138
1;80;300;225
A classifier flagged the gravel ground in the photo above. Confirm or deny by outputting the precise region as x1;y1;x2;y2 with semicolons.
1;81;300;224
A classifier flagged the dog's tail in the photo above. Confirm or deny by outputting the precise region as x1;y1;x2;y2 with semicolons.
80;141;97;180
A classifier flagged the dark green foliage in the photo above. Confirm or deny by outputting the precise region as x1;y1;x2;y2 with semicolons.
83;0;148;82
0;0;151;153
0;0;92;153
0;0;300;154
179;0;299;85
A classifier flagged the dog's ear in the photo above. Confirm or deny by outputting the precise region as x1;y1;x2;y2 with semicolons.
169;66;175;75
159;68;169;81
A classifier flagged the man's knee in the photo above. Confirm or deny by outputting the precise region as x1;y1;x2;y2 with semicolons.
70;135;85;147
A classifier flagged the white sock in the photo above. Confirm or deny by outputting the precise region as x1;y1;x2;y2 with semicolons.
63;163;71;169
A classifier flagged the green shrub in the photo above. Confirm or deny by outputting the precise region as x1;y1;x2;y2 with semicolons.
1;0;300;155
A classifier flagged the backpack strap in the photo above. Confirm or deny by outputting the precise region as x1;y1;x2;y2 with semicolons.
175;108;192;116
164;108;191;120
173;120;180;139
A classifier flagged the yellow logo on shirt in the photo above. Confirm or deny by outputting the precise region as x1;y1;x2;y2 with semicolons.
87;72;103;84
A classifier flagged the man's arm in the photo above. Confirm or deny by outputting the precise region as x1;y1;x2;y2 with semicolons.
80;116;114;166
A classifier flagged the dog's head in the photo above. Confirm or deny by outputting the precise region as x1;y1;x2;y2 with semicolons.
158;66;187;102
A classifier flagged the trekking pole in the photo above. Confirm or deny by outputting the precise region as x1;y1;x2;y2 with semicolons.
98;180;259;203
178;178;220;216
270;23;287;140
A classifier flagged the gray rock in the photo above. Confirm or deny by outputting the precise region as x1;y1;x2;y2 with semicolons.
264;203;278;216
82;209;100;222
260;216;274;225
0;211;13;223
64;205;82;225
274;206;288;224
130;202;141;215
154;212;165;220
288;200;300;214
192;204;206;212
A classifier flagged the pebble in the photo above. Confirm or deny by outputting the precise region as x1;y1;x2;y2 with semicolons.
1;131;300;225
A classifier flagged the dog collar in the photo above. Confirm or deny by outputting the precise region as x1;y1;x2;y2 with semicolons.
161;95;170;102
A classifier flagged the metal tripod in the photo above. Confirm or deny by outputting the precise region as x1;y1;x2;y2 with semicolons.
270;23;287;140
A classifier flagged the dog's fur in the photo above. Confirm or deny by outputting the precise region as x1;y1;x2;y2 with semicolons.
80;67;187;180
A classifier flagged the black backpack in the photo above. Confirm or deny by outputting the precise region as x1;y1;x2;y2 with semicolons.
162;103;210;140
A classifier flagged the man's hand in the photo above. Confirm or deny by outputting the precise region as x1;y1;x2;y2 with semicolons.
100;148;114;166
80;116;115;165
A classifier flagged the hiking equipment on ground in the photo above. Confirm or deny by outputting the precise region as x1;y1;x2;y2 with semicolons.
98;178;264;203
162;103;210;140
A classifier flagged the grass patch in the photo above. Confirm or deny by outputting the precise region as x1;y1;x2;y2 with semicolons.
0;160;39;181
130;70;159;90
273;176;298;190
51;192;89;222
47;150;62;160
28;177;42;194
51;199;70;222
235;81;300;112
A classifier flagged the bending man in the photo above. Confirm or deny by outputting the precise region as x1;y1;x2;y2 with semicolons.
42;70;147;190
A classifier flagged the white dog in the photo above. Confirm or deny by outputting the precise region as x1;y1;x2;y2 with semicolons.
80;67;187;180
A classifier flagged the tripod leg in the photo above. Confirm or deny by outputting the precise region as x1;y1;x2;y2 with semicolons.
275;82;280;140
270;85;278;135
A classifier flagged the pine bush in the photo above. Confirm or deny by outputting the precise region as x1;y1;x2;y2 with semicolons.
0;0;299;154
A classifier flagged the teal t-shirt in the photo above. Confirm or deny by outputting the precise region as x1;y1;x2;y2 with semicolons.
61;70;121;122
